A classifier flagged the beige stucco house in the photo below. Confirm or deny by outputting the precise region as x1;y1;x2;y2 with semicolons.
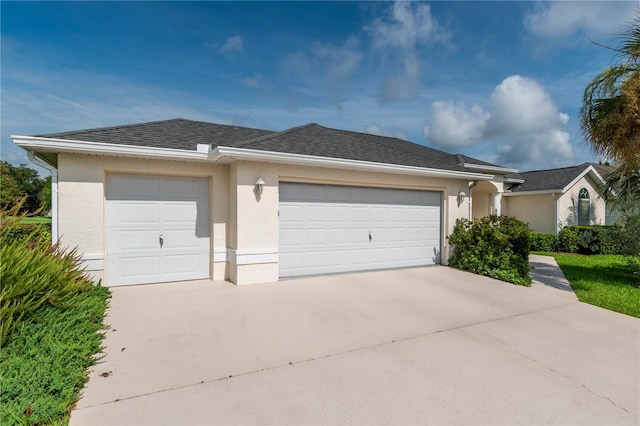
13;118;521;287
495;163;612;234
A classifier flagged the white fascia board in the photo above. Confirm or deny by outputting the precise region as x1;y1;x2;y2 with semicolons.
11;135;210;162
211;146;494;180
503;189;561;196
504;177;525;184
462;162;519;174
561;165;606;193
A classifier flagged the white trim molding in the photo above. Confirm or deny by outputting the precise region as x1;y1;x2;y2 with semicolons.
227;248;279;265
12;135;211;163
211;146;495;181
461;162;519;174
213;247;227;262
81;254;104;271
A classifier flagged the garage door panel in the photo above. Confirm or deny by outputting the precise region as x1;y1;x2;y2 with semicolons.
305;205;327;222
118;255;161;278
107;175;161;200
107;173;210;286
304;251;327;268
110;230;160;252
110;202;161;226
279;182;441;278
350;248;370;265
328;228;349;244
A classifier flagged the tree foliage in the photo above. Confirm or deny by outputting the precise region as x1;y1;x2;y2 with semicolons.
0;161;49;213
581;15;640;174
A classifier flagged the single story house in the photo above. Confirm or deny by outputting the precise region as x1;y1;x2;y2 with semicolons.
13;118;518;286
499;163;613;234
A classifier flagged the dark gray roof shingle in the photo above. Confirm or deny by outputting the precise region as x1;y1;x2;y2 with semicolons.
37;118;274;150
506;163;604;193
34;118;507;174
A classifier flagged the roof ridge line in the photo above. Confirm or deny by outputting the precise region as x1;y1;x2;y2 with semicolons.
232;123;320;147
335;127;460;166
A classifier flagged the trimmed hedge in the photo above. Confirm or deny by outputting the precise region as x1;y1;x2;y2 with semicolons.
530;233;559;252
448;215;531;286
559;225;622;255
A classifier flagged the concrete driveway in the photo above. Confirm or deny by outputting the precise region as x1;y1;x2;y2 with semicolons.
72;258;639;425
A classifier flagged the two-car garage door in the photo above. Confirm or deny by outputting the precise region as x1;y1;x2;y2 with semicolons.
279;182;442;278
106;173;210;286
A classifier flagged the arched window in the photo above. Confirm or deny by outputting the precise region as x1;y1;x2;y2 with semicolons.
578;188;590;225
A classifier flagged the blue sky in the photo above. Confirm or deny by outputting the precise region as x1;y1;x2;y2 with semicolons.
2;1;638;175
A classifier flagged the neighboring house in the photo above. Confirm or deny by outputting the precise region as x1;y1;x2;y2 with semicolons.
499;163;614;234
12;118;517;286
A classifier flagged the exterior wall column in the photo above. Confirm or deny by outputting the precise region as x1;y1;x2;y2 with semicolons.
491;192;502;215
227;162;279;285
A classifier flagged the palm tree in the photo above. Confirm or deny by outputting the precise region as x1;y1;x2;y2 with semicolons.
581;15;640;175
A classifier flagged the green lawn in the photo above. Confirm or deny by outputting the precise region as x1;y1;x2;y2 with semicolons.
19;216;52;224
550;253;640;318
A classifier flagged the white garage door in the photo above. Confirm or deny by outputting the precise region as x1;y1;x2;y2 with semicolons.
279;183;441;278
106;173;210;286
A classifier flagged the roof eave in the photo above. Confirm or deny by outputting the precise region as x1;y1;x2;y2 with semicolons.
462;162;519;174
11;135;210;162
212;146;494;180
503;189;562;196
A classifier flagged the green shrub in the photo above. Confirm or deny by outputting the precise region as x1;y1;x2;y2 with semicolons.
448;215;531;286
559;226;622;254
530;233;559;252
0;204;95;347
0;285;110;425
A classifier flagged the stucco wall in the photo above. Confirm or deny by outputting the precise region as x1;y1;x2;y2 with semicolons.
504;194;556;233
558;176;605;227
57;154;229;282
227;161;473;284
58;153;481;286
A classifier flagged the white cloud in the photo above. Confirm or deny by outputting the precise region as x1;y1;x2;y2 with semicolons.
524;1;639;40
423;75;575;169
362;123;407;140
220;36;243;56
368;1;447;49
311;37;362;77
486;75;568;136
284;37;362;79
367;1;449;102
423;101;490;148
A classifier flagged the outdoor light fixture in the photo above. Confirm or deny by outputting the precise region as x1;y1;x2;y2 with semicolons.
457;190;466;206
255;178;265;195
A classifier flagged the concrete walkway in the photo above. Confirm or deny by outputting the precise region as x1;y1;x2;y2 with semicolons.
71;258;639;425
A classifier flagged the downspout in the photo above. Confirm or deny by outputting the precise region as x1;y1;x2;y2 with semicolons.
27;151;58;245
468;181;477;220
552;193;559;235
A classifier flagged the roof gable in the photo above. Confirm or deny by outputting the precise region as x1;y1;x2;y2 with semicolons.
507;163;606;194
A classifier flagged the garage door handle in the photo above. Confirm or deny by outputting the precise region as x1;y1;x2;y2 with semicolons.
159;235;164;248
369;231;372;242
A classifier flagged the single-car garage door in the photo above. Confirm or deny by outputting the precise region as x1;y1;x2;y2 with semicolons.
279;182;441;278
106;173;210;286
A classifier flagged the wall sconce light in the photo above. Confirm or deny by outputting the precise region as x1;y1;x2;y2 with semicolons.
457;190;466;207
255;178;265;195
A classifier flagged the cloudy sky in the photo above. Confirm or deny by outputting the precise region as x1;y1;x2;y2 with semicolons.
1;1;637;175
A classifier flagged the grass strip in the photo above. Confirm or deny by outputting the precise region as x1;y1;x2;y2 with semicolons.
0;285;110;425
552;253;639;318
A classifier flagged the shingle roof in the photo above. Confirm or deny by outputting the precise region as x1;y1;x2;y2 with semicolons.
506;163;605;193
234;123;484;172
33;118;508;174
36;118;274;150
